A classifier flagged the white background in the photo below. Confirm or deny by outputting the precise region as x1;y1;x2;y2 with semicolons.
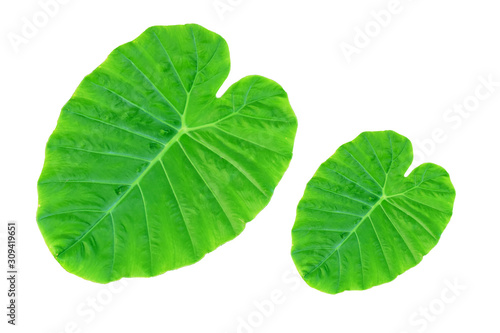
1;0;499;332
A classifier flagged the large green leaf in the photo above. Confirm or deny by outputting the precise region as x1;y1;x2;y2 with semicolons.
291;131;455;294
37;24;297;283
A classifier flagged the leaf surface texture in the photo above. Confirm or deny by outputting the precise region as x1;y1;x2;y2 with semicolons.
291;131;455;294
37;24;297;283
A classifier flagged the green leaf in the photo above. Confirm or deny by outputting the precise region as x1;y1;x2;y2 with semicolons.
291;131;455;294
37;24;297;283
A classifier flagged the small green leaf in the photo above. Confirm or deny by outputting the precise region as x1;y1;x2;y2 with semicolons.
291;130;455;294
37;24;297;283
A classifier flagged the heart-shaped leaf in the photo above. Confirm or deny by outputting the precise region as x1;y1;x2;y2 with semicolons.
37;24;297;283
291;131;455;294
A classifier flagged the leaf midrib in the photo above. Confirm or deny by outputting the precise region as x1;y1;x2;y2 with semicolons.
55;90;276;258
56;27;203;264
301;193;386;278
301;133;397;278
54;25;285;259
301;183;434;279
55;128;185;258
